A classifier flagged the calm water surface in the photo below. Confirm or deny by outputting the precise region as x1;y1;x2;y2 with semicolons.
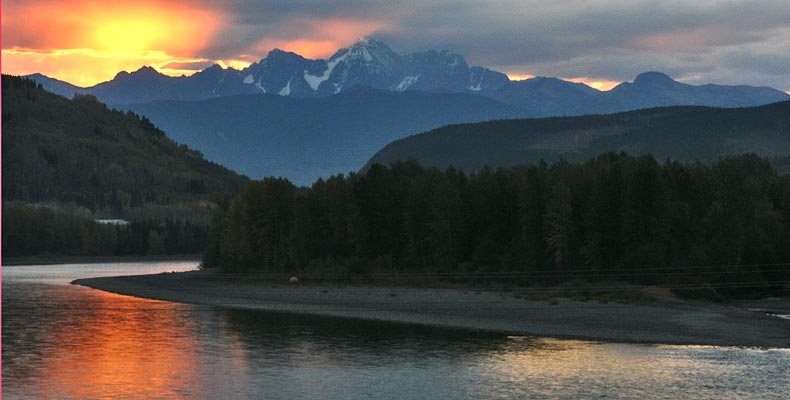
3;262;789;399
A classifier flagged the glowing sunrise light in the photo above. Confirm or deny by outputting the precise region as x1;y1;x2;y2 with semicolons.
216;60;252;71
564;77;620;91
506;73;536;81
2;0;225;86
225;60;253;71
93;19;164;53
84;4;221;57
506;72;619;91
216;60;254;71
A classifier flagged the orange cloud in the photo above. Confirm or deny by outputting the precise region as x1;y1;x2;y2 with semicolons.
252;39;339;60
254;18;392;60
2;0;225;86
5;0;222;55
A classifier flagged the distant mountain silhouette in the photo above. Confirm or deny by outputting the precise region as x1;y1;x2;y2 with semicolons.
26;38;787;113
587;72;789;113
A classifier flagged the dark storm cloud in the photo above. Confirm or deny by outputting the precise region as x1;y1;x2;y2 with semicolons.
207;0;408;22
197;0;424;60
382;1;789;70
192;0;789;90
7;0;789;90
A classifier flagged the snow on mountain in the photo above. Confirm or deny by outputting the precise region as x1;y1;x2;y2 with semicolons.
394;76;420;92
469;67;509;92
225;37;502;99
25;38;789;111
304;51;348;91
150;38;507;103
24;38;512;104
278;78;292;96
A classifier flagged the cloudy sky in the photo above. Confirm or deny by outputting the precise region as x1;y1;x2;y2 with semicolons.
3;0;789;91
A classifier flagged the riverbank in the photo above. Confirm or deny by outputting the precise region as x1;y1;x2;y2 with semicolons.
3;254;202;266
72;270;790;347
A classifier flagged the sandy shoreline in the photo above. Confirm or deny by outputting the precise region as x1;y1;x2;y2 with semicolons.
72;270;790;347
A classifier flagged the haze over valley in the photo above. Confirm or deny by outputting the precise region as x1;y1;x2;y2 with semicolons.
25;39;790;183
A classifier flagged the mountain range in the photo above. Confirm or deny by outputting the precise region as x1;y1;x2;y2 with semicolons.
27;37;788;113
26;38;509;105
23;38;790;183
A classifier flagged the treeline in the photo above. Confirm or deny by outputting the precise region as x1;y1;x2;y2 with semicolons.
2;204;208;257
204;153;790;296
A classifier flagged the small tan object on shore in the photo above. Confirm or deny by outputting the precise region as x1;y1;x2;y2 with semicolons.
289;276;299;285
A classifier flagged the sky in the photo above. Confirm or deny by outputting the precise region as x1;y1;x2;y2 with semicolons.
3;0;789;92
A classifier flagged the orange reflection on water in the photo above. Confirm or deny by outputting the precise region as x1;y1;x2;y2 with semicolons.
39;289;202;399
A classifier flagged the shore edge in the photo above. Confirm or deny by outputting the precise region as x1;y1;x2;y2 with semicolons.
72;270;790;348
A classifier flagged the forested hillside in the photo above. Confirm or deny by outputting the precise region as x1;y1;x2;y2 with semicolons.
204;154;790;297
2;75;247;215
2;75;247;259
368;101;790;173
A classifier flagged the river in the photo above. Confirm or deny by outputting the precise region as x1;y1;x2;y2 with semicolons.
3;261;789;399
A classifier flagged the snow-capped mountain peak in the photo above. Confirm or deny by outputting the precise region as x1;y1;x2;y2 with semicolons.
345;37;399;65
223;37;506;97
27;38;516;102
